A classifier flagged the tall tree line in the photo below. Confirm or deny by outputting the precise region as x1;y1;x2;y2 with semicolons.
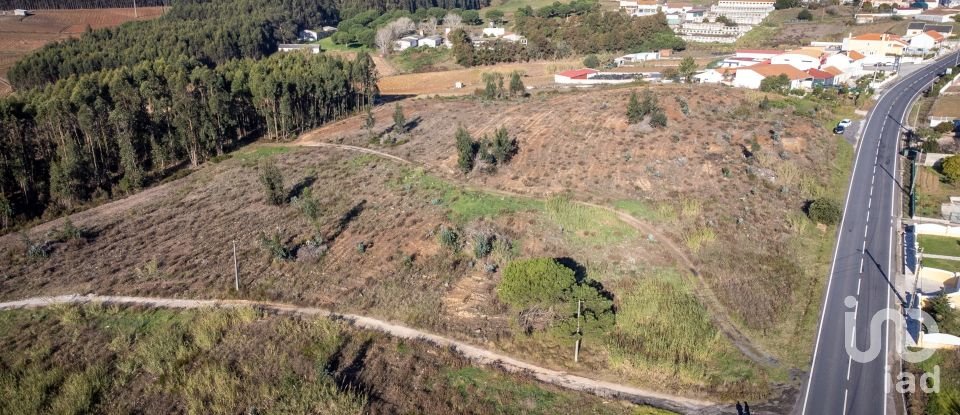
0;52;377;226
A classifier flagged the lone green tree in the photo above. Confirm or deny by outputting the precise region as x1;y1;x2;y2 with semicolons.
485;9;504;25
491;126;517;164
942;154;960;182
583;54;600;69
497;258;577;308
393;103;406;133
627;91;643;124
455;126;477;173
258;159;285;205
677;56;698;83
807;198;842;225
509;71;526;97
797;8;813;20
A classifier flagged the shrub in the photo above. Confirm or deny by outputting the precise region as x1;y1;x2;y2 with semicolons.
472;233;492;259
797;8;813;20
509;71;526;97
627;91;643;124
924;292;960;335
259;231;291;261
807;198;842;225
56;217;83;242
934;122;956;134
649;110;667;128
583;54;600;69
491;127;517;164
295;188;321;225
497;258;576;308
258;159;285;205
674;96;689;115
393;103;406;133
942;154;960;182
438;226;461;252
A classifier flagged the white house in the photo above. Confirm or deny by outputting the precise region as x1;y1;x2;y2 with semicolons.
502;33;527;44
733;64;812;90
13;9;30;16
734;49;783;61
693;68;732;84
770;49;823;71
394;36;420;51
420;36;444;48
684;8;708;21
482;26;506;37
299;29;319;42
614;52;661;66
277;44;321;54
909;30;945;51
915;9;959;23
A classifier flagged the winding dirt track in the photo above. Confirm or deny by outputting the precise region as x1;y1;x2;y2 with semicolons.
0;294;723;415
296;141;780;367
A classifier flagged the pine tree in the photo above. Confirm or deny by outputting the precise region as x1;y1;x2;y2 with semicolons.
363;105;375;133
492;127;517;164
393;103;406;133
627;91;643;124
509;71;525;98
455;126;477;173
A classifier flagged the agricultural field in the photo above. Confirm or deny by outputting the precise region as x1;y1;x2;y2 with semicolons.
0;7;164;94
0;305;646;414
378;58;581;96
0;85;853;410
916;166;958;218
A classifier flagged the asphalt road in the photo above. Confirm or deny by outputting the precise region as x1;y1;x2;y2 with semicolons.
799;51;960;415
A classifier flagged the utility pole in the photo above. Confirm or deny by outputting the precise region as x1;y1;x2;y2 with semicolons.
233;240;239;292
133;0;138;18
574;299;582;363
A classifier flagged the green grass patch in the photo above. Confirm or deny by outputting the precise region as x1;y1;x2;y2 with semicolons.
608;268;766;393
920;235;960;258
234;145;292;165
396;168;543;222
318;36;370;52
545;195;638;246
391;47;450;73
922;257;960;273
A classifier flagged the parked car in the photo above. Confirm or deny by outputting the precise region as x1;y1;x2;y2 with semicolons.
837;119;852;128
833;125;846;134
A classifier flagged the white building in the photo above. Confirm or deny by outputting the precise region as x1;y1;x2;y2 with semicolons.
614;52;661;66
394;36;420;51
13;9;30;16
277;44;321;54
502;33;528;44
420;36;444;48
909;31;945;52
770;49;823;71
675;22;751;43
710;0;776;25
693;68;732;84
732;64;812;90
482;26;506;37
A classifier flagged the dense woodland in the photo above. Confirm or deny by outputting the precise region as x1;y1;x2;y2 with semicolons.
0;52;377;227
451;2;684;66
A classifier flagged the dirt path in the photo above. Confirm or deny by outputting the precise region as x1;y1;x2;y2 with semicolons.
295;140;781;368
0;294;723;415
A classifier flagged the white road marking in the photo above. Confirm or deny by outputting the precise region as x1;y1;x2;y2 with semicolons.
843;389;850;415
857;278;862;295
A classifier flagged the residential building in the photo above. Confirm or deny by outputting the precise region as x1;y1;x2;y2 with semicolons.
614;52;661;66
735;49;783;60
482;26;506;37
620;0;661;15
693;68;735;83
420;36;444;48
733;64;812;89
908;30;945;52
805;68;836;87
770;48;823;71
277;44;321;54
710;0;776;25
555;69;598;83
13;9;30;16
394;36;420;51
906;23;954;37
841;33;907;57
675;21;751;43
684;8;708;21
915;9;960;23
502;33;528;44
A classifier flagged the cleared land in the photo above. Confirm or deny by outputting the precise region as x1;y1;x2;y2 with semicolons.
0;304;652;414
378;58;581;96
1;86;852;409
916;166;958;218
0;7;164;94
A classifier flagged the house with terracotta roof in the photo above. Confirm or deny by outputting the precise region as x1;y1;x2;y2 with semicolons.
841;33;907;62
805;68;836;87
733;64;813;90
909;30;945;52
771;48;824;71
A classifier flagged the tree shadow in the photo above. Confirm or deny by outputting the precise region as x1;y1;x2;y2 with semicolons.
325;200;366;244
286;175;316;202
555;256;615;303
376;94;416;105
